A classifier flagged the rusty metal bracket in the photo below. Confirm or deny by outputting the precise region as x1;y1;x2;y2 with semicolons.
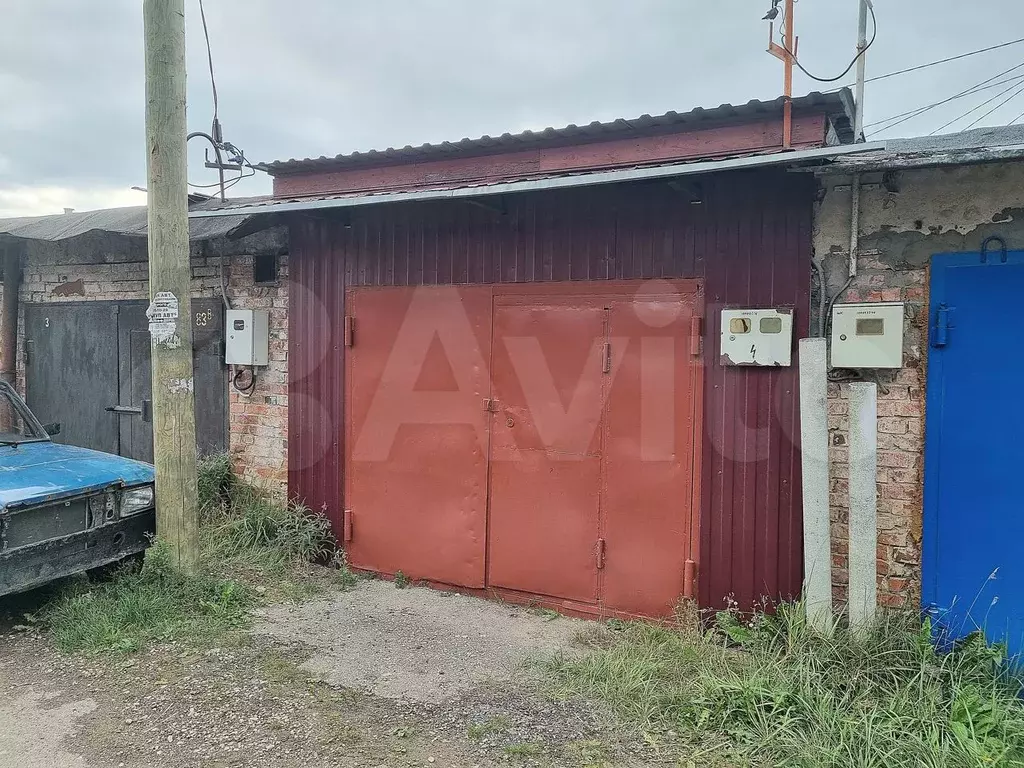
343;508;353;543
596;538;606;569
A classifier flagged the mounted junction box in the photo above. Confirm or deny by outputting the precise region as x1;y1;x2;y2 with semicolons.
720;308;794;367
225;309;269;366
830;302;904;369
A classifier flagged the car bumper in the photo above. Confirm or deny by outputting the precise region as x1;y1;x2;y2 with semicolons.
0;509;155;597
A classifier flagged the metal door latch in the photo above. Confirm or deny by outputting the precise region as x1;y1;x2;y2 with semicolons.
105;405;143;415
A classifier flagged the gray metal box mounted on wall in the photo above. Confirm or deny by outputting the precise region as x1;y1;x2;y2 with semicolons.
831;302;904;369
720;308;795;366
225;309;270;366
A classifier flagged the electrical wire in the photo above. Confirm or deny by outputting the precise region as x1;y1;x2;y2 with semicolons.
867;61;1024;136
867;70;1024;135
198;0;218;123
928;73;1024;135
1010;107;1024;125
865;73;1024;130
780;2;877;83
959;80;1024;131
824;36;1024;93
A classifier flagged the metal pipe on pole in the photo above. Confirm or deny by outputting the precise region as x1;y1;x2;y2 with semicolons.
854;0;871;141
144;0;200;572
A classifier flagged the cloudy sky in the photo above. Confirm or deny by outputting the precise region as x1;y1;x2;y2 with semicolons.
2;1;1024;217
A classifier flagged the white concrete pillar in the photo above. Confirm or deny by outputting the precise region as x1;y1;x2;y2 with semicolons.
799;338;833;632
848;381;878;632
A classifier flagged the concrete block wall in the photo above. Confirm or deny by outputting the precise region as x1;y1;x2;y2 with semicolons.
9;230;289;496
813;160;1024;609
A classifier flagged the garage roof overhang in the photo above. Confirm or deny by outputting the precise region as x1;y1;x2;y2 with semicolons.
189;141;885;221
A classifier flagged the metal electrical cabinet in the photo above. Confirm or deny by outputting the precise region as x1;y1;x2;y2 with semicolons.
720;308;795;366
831;302;904;369
225;309;270;366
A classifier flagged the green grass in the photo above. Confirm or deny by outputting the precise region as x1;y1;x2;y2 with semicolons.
544;604;1024;767
42;455;352;655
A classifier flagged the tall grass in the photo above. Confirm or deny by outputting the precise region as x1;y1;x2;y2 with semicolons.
546;605;1024;767
44;455;341;654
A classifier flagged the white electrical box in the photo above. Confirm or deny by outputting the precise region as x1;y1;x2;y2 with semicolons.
830;302;904;369
225;309;270;366
720;308;794;367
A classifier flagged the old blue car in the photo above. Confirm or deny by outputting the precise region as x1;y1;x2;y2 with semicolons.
0;380;155;596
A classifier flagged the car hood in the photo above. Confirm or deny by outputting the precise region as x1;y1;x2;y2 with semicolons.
0;441;154;509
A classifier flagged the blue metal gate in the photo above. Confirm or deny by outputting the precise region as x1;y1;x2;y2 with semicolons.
924;244;1024;656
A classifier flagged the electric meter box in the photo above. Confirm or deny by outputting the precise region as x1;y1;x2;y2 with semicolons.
719;308;794;366
830;302;904;369
225;309;270;366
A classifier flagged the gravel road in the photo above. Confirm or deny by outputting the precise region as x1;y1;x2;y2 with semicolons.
0;579;667;767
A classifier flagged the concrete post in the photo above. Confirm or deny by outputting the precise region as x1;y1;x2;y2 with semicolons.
848;381;878;632
799;338;833;632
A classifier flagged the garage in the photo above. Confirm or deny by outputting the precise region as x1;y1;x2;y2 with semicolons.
343;280;702;616
22;299;227;461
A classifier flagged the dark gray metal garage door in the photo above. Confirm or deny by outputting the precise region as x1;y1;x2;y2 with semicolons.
24;300;226;462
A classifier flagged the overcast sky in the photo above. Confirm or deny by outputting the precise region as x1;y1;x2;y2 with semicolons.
2;1;1024;217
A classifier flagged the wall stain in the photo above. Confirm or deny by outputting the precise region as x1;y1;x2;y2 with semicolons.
50;279;85;297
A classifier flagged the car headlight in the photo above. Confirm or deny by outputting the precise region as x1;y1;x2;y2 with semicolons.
120;484;155;516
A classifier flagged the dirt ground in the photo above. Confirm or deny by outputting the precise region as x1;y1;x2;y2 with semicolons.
0;580;667;768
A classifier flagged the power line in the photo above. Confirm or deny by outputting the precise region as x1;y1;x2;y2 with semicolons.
826;36;1024;93
865;70;1024;132
864;37;1024;85
1010;108;1024;125
928;72;1024;135
198;0;218;122
781;2;878;83
867;61;1024;136
961;81;1024;131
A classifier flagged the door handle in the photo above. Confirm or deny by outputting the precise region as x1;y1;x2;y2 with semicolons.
105;405;143;415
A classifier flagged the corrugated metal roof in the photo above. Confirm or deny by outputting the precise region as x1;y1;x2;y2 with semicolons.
816;124;1024;173
266;90;856;175
191;141;884;219
0;199;265;243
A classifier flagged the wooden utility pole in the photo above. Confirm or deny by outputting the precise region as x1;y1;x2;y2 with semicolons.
144;0;200;572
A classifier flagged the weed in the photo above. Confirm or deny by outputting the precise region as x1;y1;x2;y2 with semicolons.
393;570;410;589
545;603;1024;767
45;456;350;654
565;739;609;768
504;741;545;758
46;541;251;654
467;715;509;740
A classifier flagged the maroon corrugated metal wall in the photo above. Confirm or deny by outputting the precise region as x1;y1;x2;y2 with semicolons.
289;169;812;610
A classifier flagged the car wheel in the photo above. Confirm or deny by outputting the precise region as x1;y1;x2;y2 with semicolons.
86;551;146;583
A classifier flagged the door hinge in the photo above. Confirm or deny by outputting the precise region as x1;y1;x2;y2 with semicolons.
343;508;353;543
596;538;606;570
601;342;612;373
690;316;702;356
23;339;33;366
344;316;355;347
931;303;949;348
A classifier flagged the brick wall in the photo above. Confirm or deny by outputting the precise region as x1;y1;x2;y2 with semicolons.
813;160;1024;609
9;230;289;495
219;249;289;495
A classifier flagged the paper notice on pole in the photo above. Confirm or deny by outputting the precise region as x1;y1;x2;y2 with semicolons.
147;291;180;346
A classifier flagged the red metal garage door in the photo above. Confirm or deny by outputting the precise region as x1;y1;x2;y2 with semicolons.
487;296;608;603
344;286;492;588
343;280;703;616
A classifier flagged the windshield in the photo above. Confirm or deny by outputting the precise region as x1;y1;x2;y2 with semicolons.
0;383;46;444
